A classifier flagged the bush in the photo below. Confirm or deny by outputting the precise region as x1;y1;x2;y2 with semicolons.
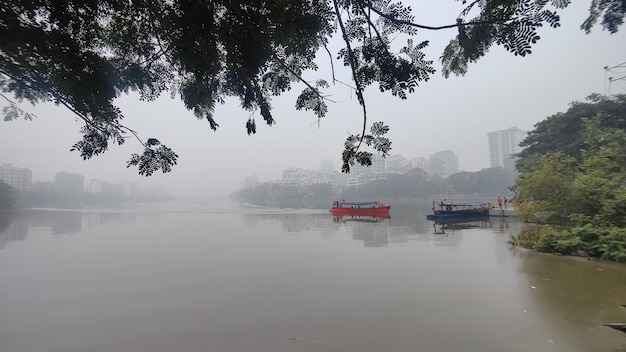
508;223;541;248
533;225;582;255
588;227;626;262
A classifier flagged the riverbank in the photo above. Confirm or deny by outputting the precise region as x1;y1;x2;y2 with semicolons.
509;222;626;262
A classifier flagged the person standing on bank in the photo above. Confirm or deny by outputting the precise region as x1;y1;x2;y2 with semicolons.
497;196;503;209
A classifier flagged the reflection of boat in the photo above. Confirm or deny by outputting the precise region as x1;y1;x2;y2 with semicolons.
333;213;390;223
330;201;390;216
426;200;490;220
432;216;491;227
431;217;491;234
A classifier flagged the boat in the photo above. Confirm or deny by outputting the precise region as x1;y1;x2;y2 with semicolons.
329;201;390;216
426;200;490;220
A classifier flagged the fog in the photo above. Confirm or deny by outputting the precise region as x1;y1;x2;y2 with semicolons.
1;2;625;198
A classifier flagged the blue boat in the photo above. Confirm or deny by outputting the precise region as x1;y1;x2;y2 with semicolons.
426;200;491;220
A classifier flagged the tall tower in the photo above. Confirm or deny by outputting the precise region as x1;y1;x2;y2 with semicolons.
487;127;527;169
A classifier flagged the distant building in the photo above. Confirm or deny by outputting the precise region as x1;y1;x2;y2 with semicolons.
351;154;386;176
488;127;527;170
345;177;360;188
429;150;459;178
385;154;409;174
279;168;308;188
33;181;53;192
0;164;32;191
139;185;167;197
410;157;430;175
86;180;122;195
54;172;84;193
119;181;138;197
244;175;259;189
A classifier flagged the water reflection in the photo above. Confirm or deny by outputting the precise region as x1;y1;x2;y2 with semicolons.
243;212;332;232
1;202;625;352
332;214;390;223
0;208;137;249
0;210;27;249
431;216;492;234
338;215;391;247
430;215;524;236
30;209;83;236
240;207;528;249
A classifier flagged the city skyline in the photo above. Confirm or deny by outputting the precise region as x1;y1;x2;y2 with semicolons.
0;125;542;197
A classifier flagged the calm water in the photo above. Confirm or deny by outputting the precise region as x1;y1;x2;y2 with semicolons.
1;201;625;352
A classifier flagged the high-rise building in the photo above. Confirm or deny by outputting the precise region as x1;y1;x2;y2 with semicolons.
429;150;459;178
487;127;527;169
0;164;32;191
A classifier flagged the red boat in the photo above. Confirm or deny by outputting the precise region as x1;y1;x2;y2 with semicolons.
329;201;390;216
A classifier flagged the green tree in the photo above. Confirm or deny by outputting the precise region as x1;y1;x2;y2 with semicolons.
514;152;577;221
513;113;626;261
2;1;624;175
570;116;626;226
516;94;626;172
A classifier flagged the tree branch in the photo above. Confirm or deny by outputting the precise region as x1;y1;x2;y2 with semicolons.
333;0;368;149
321;41;337;84
362;1;509;31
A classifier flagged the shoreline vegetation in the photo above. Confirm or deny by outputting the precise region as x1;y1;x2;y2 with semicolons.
508;222;626;262
509;95;626;263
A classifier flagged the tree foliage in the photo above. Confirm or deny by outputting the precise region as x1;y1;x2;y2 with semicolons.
516;94;626;172
512;99;626;261
1;0;624;175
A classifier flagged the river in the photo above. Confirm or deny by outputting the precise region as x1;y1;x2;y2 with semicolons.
0;201;625;352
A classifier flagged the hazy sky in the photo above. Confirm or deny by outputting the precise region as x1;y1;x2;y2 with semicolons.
1;2;626;198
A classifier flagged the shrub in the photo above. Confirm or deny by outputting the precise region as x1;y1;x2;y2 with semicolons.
588;227;626;262
534;225;582;255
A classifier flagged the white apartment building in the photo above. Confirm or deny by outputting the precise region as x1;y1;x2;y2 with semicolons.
487;127;527;169
0;164;32;191
279;168;309;188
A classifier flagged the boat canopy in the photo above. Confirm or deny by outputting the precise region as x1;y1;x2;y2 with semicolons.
434;201;490;207
338;201;380;206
